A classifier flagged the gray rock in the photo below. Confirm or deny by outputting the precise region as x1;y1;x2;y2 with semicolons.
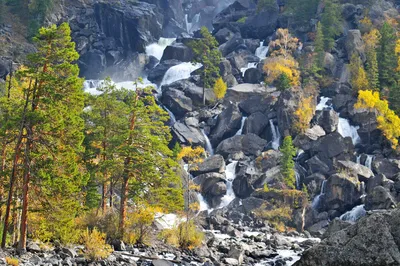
238;95;275;115
294;125;326;151
365;186;396;211
216;134;267;159
161;88;193;119
152;259;174;266
295;209;400;266
372;157;400;180
161;43;193;62
190;154;226;176
337;160;374;182
210;104;242;146
243;112;269;136
345;30;366;62
306;156;330;175
314;109;339;134
243;68;262;84
27;242;41;253
172;122;205;146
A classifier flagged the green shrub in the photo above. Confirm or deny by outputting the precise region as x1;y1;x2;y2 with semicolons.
237;17;247;23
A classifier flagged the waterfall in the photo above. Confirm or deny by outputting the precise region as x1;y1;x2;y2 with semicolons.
240;63;258;77
255;42;269;59
162;106;176;125
316;96;332;110
218;161;238;208
316;97;361;145
160;62;202;87
295;171;301;189
83;79;157;95
201;129;214;156
269;120;281;150
312;180;327;209
356;155;361;164
340;204;366;222
235;116;247;135
338;118;361;145
365;155;374;170
197;193;211;212
145;37;176;61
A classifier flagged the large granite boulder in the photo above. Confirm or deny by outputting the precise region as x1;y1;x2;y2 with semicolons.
314;109;339;134
295;209;400;266
161;88;193;119
337;160;374;182
372;156;400;180
242;112;269;136
210;104;243;146
161;43;193;62
190;155;226;177
365;186;396;211
216;134;267;159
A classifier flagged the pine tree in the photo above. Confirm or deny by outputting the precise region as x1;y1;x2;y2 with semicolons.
378;22;397;89
1;23;85;251
363;29;380;90
314;22;325;69
189;27;221;105
321;0;342;51
285;0;320;25
118;81;183;236
280;136;296;189
349;53;369;92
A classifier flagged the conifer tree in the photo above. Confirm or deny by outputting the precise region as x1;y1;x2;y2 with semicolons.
378;22;397;89
364;29;380;90
189;27;221;105
314;22;325;69
280;136;296;189
1;23;85;251
349;53;369;92
321;0;342;51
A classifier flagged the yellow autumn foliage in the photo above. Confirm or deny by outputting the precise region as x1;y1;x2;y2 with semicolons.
355;90;400;148
177;146;205;164
81;228;113;261
270;28;300;57
213;77;227;100
294;96;315;134
349;53;369;92
263;55;300;87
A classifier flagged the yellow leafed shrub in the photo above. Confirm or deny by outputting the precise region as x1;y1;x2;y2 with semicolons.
294;96;315;134
81;228;113;261
124;205;160;245
5;257;19;266
213;77;227;100
159;220;203;250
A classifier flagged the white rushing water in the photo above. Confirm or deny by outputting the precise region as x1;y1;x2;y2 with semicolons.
255;41;270;59
340;204;366;222
197;193;211;212
269;119;281;150
235;116;247;135
83;78;157;95
160;62;202;87
295;171;301;190
316;97;361;145
240;62;258;77
312;180;327;209
365;155;374;170
218;161;238;208
338;118;361;145
201;129;214;156
145;37;176;61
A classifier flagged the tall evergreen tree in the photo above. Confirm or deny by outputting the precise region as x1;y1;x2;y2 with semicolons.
189;27;221;105
314;22;325;69
321;0;342;51
378;22;397;89
1;23;85;251
280;136;297;189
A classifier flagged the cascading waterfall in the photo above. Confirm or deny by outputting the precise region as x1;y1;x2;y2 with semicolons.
365;155;374;170
218;161;238;208
240;62;258;77
340;204;366;222
145;37;176;61
316;97;361;145
312;180;327;209
338;118;361;145
255;42;269;59
162;106;177;125
295;171;301;190
201;129;214;156
235;116;247;135
160;62;202;88
185;13;201;33
269;120;281;150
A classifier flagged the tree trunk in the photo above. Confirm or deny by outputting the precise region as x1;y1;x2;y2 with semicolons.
119;172;129;237
202;86;206;106
0;142;7;222
18;137;32;253
101;182;107;213
109;177;113;209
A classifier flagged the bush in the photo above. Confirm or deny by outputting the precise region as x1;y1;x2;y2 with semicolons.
5;257;19;266
213;77;227;100
236;17;247;23
80;210;120;240
81;228;113;261
254;205;292;232
124;206;160;245
159;220;203;250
